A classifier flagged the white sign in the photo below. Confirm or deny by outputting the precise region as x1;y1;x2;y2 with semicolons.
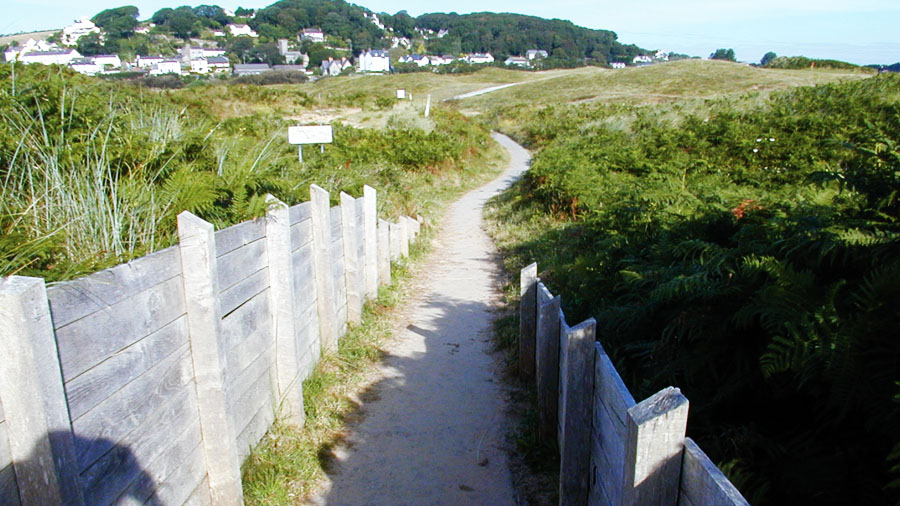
396;89;406;99
288;125;333;145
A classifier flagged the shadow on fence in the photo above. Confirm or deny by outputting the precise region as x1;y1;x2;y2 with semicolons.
519;263;751;506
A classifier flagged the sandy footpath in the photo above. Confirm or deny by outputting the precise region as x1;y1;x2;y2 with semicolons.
307;133;531;505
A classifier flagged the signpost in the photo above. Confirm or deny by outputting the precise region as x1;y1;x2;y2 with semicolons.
288;125;333;163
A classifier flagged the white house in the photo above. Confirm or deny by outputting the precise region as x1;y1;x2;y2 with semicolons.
227;24;258;37
437;29;450;39
398;54;429;67
427;55;453;66
62;17;100;46
5;38;59;62
190;58;209;74
20;49;82;66
654;50;669;61
203;48;226;58
135;55;164;68
68;58;101;75
301;28;325;43
207;56;231;73
363;13;385;30
321;57;352;76
504;56;529;67
391;37;411;49
358;49;390;72
150;60;182;75
633;55;653;64
93;54;121;69
233;63;271;76
526;49;548;60
610;62;626;69
3;46;19;62
465;53;494;64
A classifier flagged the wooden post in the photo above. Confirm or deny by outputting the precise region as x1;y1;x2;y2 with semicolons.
0;277;83;505
389;221;402;261
310;184;338;353
363;185;378;297
399;217;410;258
519;263;538;377
177;212;243;506
340;192;363;325
559;318;596;506
622;387;689;506
679;438;750;506
535;283;561;444
377;219;391;286
264;196;305;427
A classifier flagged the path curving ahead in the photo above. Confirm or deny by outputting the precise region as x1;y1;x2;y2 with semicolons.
309;133;531;505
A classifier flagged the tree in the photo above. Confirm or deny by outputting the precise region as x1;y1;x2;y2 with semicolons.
76;32;106;56
235;7;254;17
92;6;139;40
760;51;777;66
709;48;736;61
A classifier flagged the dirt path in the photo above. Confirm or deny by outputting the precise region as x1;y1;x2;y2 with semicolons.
308;133;531;505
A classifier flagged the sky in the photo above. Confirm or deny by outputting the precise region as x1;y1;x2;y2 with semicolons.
4;0;899;65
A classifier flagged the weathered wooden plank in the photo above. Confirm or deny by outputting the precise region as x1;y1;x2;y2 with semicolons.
79;384;197;505
219;267;269;318
362;188;378;297
216;238;267;292
47;246;181;328
226;344;274;423
56;275;186;381
290;218;313;252
222;300;274;382
623;387;689;506
592;430;623;506
150;437;207;506
593;399;627;505
288;201;312;226
340;192;363;325
377;219;391;286
595;344;637;416
389;221;402;261
590;458;614;506
536;292;560;444
0;421;11;468
519;263;538;377
117;417;203;505
0;397;4;423
310;185;338;353
559;318;595;506
66;316;189;422
680;438;750;506
214;219;265;258
235;395;276;462
183;476;212;506
73;346;193;472
230;360;274;440
0;464;20;506
291;242;315;295
330;206;342;236
220;289;272;358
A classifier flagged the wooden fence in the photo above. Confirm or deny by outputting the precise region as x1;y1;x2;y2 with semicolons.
519;263;751;506
0;184;420;506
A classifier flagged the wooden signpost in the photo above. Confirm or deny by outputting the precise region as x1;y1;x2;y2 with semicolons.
288;125;333;163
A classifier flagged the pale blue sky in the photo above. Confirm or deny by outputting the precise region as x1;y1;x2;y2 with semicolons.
4;0;898;65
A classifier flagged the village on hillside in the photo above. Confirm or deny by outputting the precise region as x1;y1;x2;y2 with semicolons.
2;8;669;80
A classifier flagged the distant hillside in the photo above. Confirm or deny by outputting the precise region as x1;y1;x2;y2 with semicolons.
763;55;866;71
413;12;645;63
249;0;648;63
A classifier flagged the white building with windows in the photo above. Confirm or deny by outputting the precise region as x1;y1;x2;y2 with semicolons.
398;54;429;67
93;54;122;69
465;53;494;64
150;60;182;75
301;28;325;43
358;49;390;73
505;56;529;67
62;17;100;46
227;24;258;37
20;49;82;66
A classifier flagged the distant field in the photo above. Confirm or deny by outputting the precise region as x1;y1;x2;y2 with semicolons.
456;59;875;108
0;30;58;45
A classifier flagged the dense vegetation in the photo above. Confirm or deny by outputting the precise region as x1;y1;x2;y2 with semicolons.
414;12;645;64
0;63;499;281
764;55;864;71
487;74;900;504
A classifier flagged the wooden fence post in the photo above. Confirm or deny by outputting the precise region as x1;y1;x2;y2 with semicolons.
519;263;538;377
389;221;402;261
177;212;243;506
340;192;363;325
0;277;83;505
310;184;338;353
399;217;410;258
622;387;689;506
377;218;391;286
559;318;596;506
264;196;305;428
535;283;561;444
363;185;378;297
